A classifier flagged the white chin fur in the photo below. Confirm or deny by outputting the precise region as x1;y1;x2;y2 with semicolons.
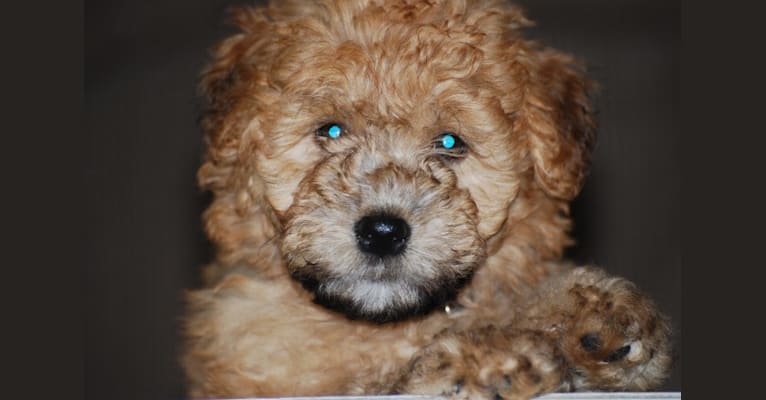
327;279;419;313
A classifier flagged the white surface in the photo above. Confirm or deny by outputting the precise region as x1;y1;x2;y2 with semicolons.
535;393;680;399
225;393;681;400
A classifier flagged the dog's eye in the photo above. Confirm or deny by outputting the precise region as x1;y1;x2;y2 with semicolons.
439;134;461;149
316;123;344;139
435;133;468;158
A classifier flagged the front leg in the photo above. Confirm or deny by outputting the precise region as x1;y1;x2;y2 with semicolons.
394;327;569;399
515;267;673;390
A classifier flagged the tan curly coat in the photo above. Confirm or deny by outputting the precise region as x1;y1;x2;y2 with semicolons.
182;1;671;398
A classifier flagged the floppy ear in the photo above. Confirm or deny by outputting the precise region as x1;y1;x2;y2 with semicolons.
519;49;596;201
196;7;286;282
197;6;277;192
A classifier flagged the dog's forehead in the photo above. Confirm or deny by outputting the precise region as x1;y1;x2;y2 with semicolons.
281;45;469;113
267;5;521;128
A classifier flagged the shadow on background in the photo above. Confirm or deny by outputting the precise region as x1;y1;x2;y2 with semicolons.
85;1;680;399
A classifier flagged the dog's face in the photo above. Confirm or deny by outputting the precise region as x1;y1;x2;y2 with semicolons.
199;0;594;323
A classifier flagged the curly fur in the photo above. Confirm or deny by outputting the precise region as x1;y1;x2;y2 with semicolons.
182;1;670;398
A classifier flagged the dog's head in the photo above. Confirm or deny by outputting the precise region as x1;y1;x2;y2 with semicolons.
198;0;595;323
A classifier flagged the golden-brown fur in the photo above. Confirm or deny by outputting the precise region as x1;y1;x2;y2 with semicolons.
182;1;671;398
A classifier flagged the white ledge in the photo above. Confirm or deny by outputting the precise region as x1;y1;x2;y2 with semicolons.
224;393;681;400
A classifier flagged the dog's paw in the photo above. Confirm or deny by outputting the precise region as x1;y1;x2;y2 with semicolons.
559;268;672;390
395;327;568;399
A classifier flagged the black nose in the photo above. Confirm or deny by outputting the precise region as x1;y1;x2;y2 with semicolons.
354;214;411;257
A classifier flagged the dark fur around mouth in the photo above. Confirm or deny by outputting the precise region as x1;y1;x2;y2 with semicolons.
290;266;475;324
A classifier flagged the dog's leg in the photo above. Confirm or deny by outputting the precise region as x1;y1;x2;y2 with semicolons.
393;326;568;399
394;267;672;398
512;266;673;391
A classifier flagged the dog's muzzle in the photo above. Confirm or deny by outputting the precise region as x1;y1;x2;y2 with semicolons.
281;148;485;323
354;213;410;257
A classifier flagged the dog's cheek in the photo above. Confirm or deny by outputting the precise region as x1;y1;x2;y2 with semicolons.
453;157;522;238
256;135;324;217
280;160;364;280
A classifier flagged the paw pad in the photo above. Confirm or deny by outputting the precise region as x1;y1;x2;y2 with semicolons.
603;344;631;362
451;379;464;394
579;333;601;352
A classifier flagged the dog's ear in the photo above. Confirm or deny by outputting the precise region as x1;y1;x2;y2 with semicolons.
517;49;596;201
198;6;278;192
196;7;287;281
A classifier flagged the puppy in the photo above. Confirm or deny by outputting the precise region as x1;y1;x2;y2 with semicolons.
182;1;672;398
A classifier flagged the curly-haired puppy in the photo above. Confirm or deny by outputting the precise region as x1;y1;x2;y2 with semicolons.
182;1;672;398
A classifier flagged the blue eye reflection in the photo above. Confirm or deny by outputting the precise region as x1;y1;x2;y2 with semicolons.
435;133;468;160
441;134;456;149
327;124;342;139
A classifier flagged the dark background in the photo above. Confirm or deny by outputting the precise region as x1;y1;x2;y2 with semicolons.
85;1;680;399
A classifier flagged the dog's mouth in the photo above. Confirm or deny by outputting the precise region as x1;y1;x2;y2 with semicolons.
282;210;484;323
280;149;485;323
290;261;474;323
286;211;481;323
282;205;485;323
